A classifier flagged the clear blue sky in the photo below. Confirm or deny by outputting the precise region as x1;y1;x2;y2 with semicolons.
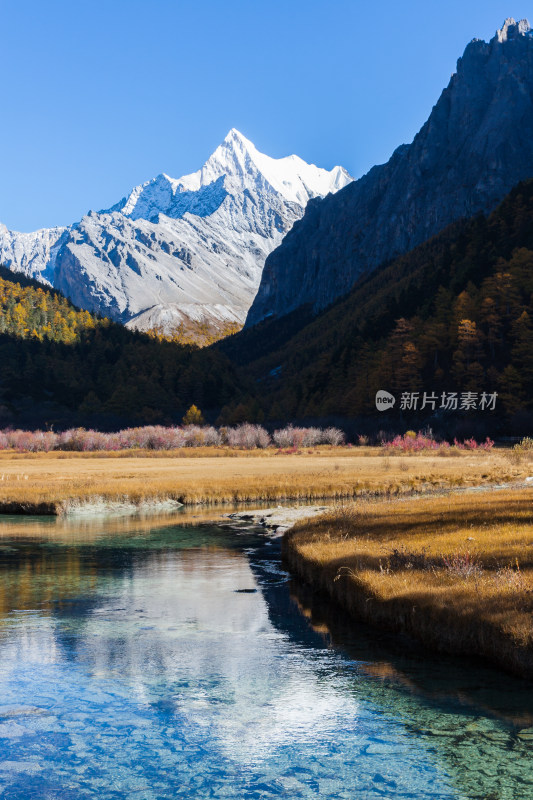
1;1;530;231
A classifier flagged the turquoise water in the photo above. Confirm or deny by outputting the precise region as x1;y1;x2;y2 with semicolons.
0;514;531;799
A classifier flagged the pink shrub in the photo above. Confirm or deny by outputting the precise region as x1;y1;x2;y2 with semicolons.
106;432;125;451
31;431;58;452
454;437;493;451
179;426;220;447
383;432;442;452
0;422;352;453
322;427;345;446
291;428;307;448
273;425;345;448
303;428;324;446
57;429;85;451
132;426;184;449
201;427;222;447
83;430;109;451
226;424;270;449
1;429;57;452
182;425;208;447
119;427;153;449
7;429;52;452
442;551;483;579
384;432;494;453
273;426;296;449
273;425;306;448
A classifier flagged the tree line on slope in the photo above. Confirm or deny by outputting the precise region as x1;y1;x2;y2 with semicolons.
0;267;246;428
218;179;533;433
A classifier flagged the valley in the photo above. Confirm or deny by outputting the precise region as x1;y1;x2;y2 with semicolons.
1;10;533;800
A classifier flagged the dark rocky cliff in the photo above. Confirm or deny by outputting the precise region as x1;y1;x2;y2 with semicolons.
247;18;533;325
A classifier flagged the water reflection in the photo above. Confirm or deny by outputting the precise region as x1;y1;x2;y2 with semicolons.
0;513;530;798
288;580;533;729
284;580;533;799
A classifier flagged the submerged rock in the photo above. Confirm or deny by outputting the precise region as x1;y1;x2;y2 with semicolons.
227;505;330;534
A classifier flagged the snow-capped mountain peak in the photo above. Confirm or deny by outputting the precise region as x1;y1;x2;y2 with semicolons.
118;129;350;221
196;127;350;205
0;131;352;334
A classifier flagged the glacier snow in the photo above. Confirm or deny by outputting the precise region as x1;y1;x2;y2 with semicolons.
0;129;352;331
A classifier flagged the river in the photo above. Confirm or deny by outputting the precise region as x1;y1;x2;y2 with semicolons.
0;510;531;799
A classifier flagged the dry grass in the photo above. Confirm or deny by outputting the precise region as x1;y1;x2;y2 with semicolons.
284;488;533;676
0;447;528;514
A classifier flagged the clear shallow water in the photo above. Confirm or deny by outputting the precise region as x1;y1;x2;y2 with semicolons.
0;514;531;798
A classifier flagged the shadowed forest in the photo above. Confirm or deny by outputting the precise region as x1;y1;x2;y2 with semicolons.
2;179;533;434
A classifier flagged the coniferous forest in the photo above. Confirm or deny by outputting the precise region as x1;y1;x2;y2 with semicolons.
0;266;245;428
2;179;533;434
219;179;533;435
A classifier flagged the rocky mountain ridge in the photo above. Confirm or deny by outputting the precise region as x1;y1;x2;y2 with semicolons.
247;18;533;326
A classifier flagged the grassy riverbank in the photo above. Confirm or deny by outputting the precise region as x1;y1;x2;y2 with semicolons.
0;446;528;514
283;488;533;677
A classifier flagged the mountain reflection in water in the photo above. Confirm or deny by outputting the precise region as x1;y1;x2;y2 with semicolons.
0;511;530;799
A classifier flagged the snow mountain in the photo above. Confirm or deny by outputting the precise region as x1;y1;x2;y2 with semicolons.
0;130;352;332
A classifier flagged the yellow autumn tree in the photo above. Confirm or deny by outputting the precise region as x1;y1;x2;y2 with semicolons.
182;404;205;425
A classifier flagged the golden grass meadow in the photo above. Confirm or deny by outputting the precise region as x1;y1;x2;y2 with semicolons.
0;445;529;513
284;486;533;676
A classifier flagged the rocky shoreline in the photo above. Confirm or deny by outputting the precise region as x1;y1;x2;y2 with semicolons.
224;505;330;536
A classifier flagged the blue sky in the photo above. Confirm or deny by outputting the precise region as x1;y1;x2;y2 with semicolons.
1;1;530;231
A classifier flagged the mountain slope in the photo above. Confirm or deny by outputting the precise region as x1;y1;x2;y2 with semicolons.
247;18;533;326
0;268;245;427
221;178;533;427
0;130;351;333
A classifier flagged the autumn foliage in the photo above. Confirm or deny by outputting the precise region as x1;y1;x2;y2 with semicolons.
0;423;345;452
0;272;97;343
221;179;533;425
